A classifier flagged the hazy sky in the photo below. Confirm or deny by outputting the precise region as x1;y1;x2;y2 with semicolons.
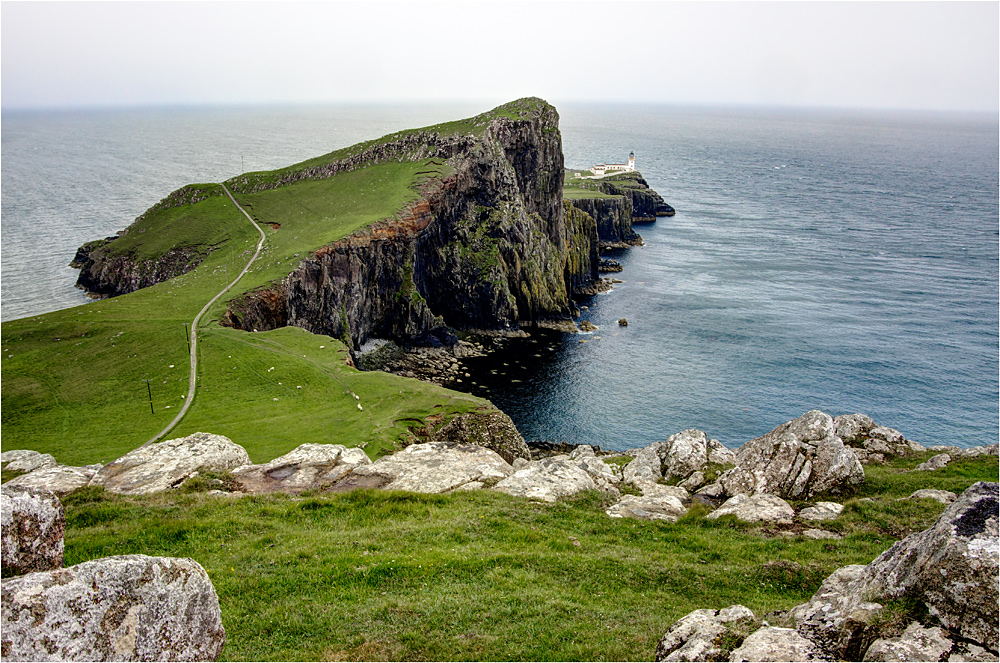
2;1;997;113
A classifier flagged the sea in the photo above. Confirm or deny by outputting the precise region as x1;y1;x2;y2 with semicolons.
2;103;997;450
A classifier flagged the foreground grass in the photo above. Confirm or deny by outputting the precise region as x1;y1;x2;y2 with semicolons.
59;454;997;661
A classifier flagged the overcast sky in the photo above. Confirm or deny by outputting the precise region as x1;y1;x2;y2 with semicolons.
2;1;997;113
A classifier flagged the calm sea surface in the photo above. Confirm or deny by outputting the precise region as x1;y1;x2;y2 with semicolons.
2;103;997;448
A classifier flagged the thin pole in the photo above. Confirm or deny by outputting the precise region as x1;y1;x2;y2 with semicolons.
184;324;190;353
144;380;154;414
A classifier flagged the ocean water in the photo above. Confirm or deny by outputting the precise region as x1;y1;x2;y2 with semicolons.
2;103;997;449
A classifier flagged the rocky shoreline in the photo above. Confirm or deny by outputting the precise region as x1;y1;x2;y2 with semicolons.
3;409;997;661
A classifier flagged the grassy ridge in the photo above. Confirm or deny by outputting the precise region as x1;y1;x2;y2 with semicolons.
59;452;998;661
2;151;479;465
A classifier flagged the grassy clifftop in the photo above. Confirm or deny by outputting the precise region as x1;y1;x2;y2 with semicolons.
2;101;555;466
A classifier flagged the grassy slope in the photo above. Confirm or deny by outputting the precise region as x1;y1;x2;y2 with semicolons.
59;452;998;661
1;154;478;465
563;169;623;201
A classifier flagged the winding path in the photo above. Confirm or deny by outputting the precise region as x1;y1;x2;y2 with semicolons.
141;183;266;447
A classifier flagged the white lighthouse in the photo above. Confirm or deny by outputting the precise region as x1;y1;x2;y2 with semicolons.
627;151;635;171
589;151;637;176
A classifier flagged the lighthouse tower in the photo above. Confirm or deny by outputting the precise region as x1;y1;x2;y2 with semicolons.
627;151;635;171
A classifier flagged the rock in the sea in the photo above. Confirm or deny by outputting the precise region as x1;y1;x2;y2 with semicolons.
905;488;957;504
346;441;512;493
431;409;530;463
1;449;58;474
618;317;628;327
728;626;827;662
1;554;225;661
798;501;844;522
5;463;103;496
913;453;950;472
90;432;252;495
1;485;65;576
862;622;953;662
232;444;371;494
718;410;864;499
707;493;795;524
654;604;756;662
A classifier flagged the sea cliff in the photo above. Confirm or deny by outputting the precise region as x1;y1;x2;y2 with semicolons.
70;99;673;354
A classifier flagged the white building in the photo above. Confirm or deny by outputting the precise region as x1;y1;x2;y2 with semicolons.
590;151;635;176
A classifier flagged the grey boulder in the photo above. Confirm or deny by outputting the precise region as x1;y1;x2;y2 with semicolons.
232;443;371;494
728;626;828;662
798;501;844;522
1;485;65;576
719;411;864;499
654;605;756;662
862;622;953;662
348;442;513;494
913;453;951;472
5;463;103;496
1;554;225;661
431;409;530;463
90;432;252;495
1;449;58;474
707;493;795;524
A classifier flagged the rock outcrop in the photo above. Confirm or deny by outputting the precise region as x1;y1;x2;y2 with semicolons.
90;432;252;495
1;485;65;577
1;449;58;474
1;554;225;661
431;409;530;463
223;98;587;348
343;441;513;493
5;463;103;496
718;411;864;499
654;605;756;662
231;443;371;494
792;481;999;660
706;493;795;524
655;483;999;661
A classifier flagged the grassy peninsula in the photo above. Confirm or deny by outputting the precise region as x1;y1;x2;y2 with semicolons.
1;115;513;465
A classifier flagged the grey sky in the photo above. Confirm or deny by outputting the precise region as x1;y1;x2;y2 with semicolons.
2;1;997;112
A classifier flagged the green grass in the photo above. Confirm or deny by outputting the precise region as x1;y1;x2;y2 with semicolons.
1;158;485;466
56;454;997;661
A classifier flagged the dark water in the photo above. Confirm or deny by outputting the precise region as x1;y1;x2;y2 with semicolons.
2;103;997;449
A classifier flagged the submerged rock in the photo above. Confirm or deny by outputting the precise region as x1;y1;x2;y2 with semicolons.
90;432;252;495
1;554;225;661
1;485;65;576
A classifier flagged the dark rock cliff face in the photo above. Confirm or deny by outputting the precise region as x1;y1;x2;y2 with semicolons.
564;171;674;248
224;99;591;348
72;185;225;298
74;247;206;299
566;196;640;246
